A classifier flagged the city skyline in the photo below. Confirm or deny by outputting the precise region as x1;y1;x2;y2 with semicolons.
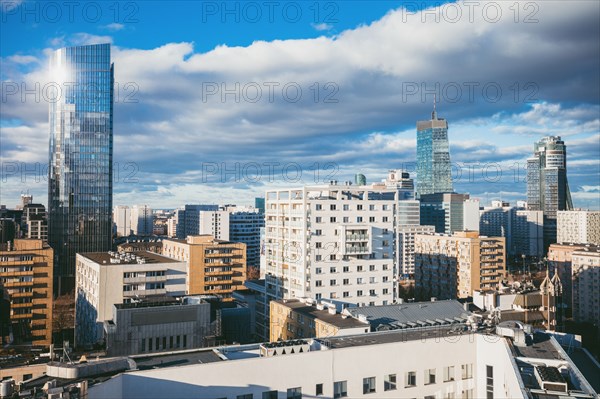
1;1;599;210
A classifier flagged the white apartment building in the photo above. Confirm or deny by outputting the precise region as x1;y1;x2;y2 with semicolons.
131;205;154;236
113;205;131;237
265;183;397;308
558;210;600;245
75;251;186;348
397;224;435;277
571;247;600;328
512;209;544;257
88;322;597;399
463;199;480;231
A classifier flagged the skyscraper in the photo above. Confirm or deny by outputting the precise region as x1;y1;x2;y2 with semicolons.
48;43;114;294
526;136;573;248
416;104;453;197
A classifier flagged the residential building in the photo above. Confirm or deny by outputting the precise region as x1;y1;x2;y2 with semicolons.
87;322;598;399
480;201;511;239
113;206;131;237
557;210;600;245
0;239;53;347
75;251;187;347
264;183;397;308
233;279;270;342
269;298;369;341
397;200;421;226
384;169;415;200
526;136;573;248
463;199;480;231
198;209;230;239
420;192;474;234
416;106;453;197
547;243;589;311
131;205;154;236
397;224;435;277
571;247;600;329
48;43;114;295
104;296;218;357
180;204;219;237
415;231;506;299
162;235;247;301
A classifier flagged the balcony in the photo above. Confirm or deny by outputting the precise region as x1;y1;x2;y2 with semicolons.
123;288;166;297
345;246;370;254
205;270;233;276
205;279;233;285
124;275;167;284
345;234;369;242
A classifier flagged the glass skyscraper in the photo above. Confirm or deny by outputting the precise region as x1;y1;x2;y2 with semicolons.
526;136;573;248
416;107;453;197
48;43;114;294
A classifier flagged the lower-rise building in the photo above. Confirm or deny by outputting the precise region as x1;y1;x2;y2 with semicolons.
0;239;53;347
571;247;600;329
397;225;435;278
415;231;506;299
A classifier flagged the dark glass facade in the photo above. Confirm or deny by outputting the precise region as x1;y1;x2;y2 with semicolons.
48;43;114;294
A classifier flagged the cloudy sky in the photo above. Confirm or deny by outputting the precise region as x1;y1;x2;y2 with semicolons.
1;0;599;209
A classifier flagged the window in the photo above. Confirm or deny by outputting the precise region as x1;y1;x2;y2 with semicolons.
329;254;336;261
425;368;436;384
425;396;436;399
383;216;389;222
237;395;253;399
369;289;376;296
357;265;363;272
383;204;389;210
148;338;153;351
384;374;397;391
330;217;337;223
357;216;363;222
330;204;336;210
343;278;349;285
316;267;322;274
444;366;455;382
357;277;363;284
316;204;322;210
369;216;375;222
462;389;474;399
183;335;187;348
369;277;376;283
330;279;337;286
486;365;493;399
330;266;337;273
315;229;322;235
445;393;455;399
343;266;349;272
176;335;180;348
357;290;363;296
357;205;363;210
287;388;301;399
369;204;375;210
316;255;322;261
343;204;349;211
316;242;322;248
369;265;376;271
169;336;174;348
383;288;389;295
383;276;389;283
363;377;376;394
406;371;417;387
462;364;473;379
262;392;278;399
343;291;349;298
140;338;146;352
343;217;349;223
334;381;348;398
316;217;322;223
316;383;323;396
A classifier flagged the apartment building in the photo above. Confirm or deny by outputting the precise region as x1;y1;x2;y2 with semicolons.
420;193;478;234
557;210;600;245
269;298;369;341
415;231;506;299
75;251;186;347
113;206;131;237
264;183;397;308
571;247;600;329
397;224;435;277
131;205;154;236
547;243;589;310
162;235;247;301
0;239;53;347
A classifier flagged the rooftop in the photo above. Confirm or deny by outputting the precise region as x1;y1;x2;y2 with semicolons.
345;299;470;329
78;251;179;265
275;299;368;329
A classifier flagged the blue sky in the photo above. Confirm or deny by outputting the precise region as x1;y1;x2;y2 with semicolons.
1;0;599;209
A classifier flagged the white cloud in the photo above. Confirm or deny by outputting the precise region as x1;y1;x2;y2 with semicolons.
311;22;333;32
102;23;125;32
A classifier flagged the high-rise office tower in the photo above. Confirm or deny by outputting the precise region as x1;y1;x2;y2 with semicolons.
526;136;573;248
416;103;453;197
48;43;114;294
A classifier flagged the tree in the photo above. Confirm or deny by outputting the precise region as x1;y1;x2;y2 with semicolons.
53;291;75;345
247;266;260;281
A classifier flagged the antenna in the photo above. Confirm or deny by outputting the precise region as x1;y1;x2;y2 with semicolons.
432;94;437;120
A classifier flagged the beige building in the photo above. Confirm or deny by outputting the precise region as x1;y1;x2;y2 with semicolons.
571;247;600;329
269;299;369;342
547;243;589;309
557;210;600;245
0;239;53;347
162;235;247;301
415;231;505;299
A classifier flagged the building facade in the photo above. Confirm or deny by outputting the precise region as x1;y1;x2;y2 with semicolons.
420;193;474;234
415;231;506;299
557;210;600;245
547;243;589;311
131;205;154;236
162;235;247;301
526;136;573;248
571;247;600;329
48;43;114;295
416;108;453;197
22;203;47;241
113;206;131;237
265;184;397;308
75;251;187;347
397;224;435;277
0;239;53;347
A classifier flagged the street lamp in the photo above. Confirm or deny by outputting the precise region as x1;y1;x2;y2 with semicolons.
521;254;526;275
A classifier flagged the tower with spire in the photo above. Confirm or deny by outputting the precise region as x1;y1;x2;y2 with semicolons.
540;266;563;332
416;96;453;197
